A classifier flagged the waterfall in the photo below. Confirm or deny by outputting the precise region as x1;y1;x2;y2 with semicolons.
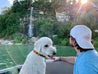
28;7;33;38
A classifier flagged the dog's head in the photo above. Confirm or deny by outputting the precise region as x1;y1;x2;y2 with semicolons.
34;37;56;59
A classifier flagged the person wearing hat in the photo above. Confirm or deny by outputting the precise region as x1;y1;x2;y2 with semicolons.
53;25;98;74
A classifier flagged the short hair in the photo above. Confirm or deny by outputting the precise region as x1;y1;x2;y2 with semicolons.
74;42;93;52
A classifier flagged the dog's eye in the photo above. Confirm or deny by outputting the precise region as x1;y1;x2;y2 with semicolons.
44;45;48;47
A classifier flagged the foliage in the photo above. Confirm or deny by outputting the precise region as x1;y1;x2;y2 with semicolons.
94;40;98;47
61;38;69;46
40;21;53;37
12;0;28;13
34;20;45;36
52;36;61;45
1;7;11;15
13;33;27;44
0;13;20;39
35;19;54;37
0;0;29;39
33;0;56;16
87;24;98;39
35;19;73;45
57;21;73;38
0;0;98;46
52;36;69;46
93;38;98;47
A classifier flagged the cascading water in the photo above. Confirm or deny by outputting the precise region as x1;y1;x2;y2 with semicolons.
28;7;33;38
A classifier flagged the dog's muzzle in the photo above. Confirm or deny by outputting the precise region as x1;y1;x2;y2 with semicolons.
53;52;56;55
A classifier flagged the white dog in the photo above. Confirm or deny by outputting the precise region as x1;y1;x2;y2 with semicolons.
19;37;56;74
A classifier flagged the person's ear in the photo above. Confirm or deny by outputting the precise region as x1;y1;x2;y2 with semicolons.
91;39;94;45
73;40;77;47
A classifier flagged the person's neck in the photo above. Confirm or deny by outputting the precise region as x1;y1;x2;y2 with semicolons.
77;51;83;56
74;47;84;56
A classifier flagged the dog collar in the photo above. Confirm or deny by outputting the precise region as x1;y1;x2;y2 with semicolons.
33;50;45;58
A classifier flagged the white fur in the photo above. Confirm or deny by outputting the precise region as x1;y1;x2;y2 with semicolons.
19;37;56;74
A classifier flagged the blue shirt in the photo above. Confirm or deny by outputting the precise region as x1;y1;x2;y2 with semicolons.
74;50;98;74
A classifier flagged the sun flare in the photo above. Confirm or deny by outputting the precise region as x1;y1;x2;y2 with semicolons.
81;0;88;4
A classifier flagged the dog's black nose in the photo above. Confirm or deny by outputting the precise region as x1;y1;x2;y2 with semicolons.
53;52;56;55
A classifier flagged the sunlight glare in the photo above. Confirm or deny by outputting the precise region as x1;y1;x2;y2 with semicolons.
81;0;88;4
76;0;79;2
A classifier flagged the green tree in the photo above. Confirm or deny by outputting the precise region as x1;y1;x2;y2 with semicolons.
57;22;73;38
33;0;56;16
0;13;20;38
5;13;20;35
12;0;28;13
40;21;53;37
0;15;7;37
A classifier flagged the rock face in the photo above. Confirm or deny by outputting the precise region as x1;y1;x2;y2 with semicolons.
31;37;38;43
56;12;70;22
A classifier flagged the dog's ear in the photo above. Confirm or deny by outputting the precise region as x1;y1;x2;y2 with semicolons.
34;41;41;52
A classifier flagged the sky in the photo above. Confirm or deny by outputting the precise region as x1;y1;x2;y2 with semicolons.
0;0;14;14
